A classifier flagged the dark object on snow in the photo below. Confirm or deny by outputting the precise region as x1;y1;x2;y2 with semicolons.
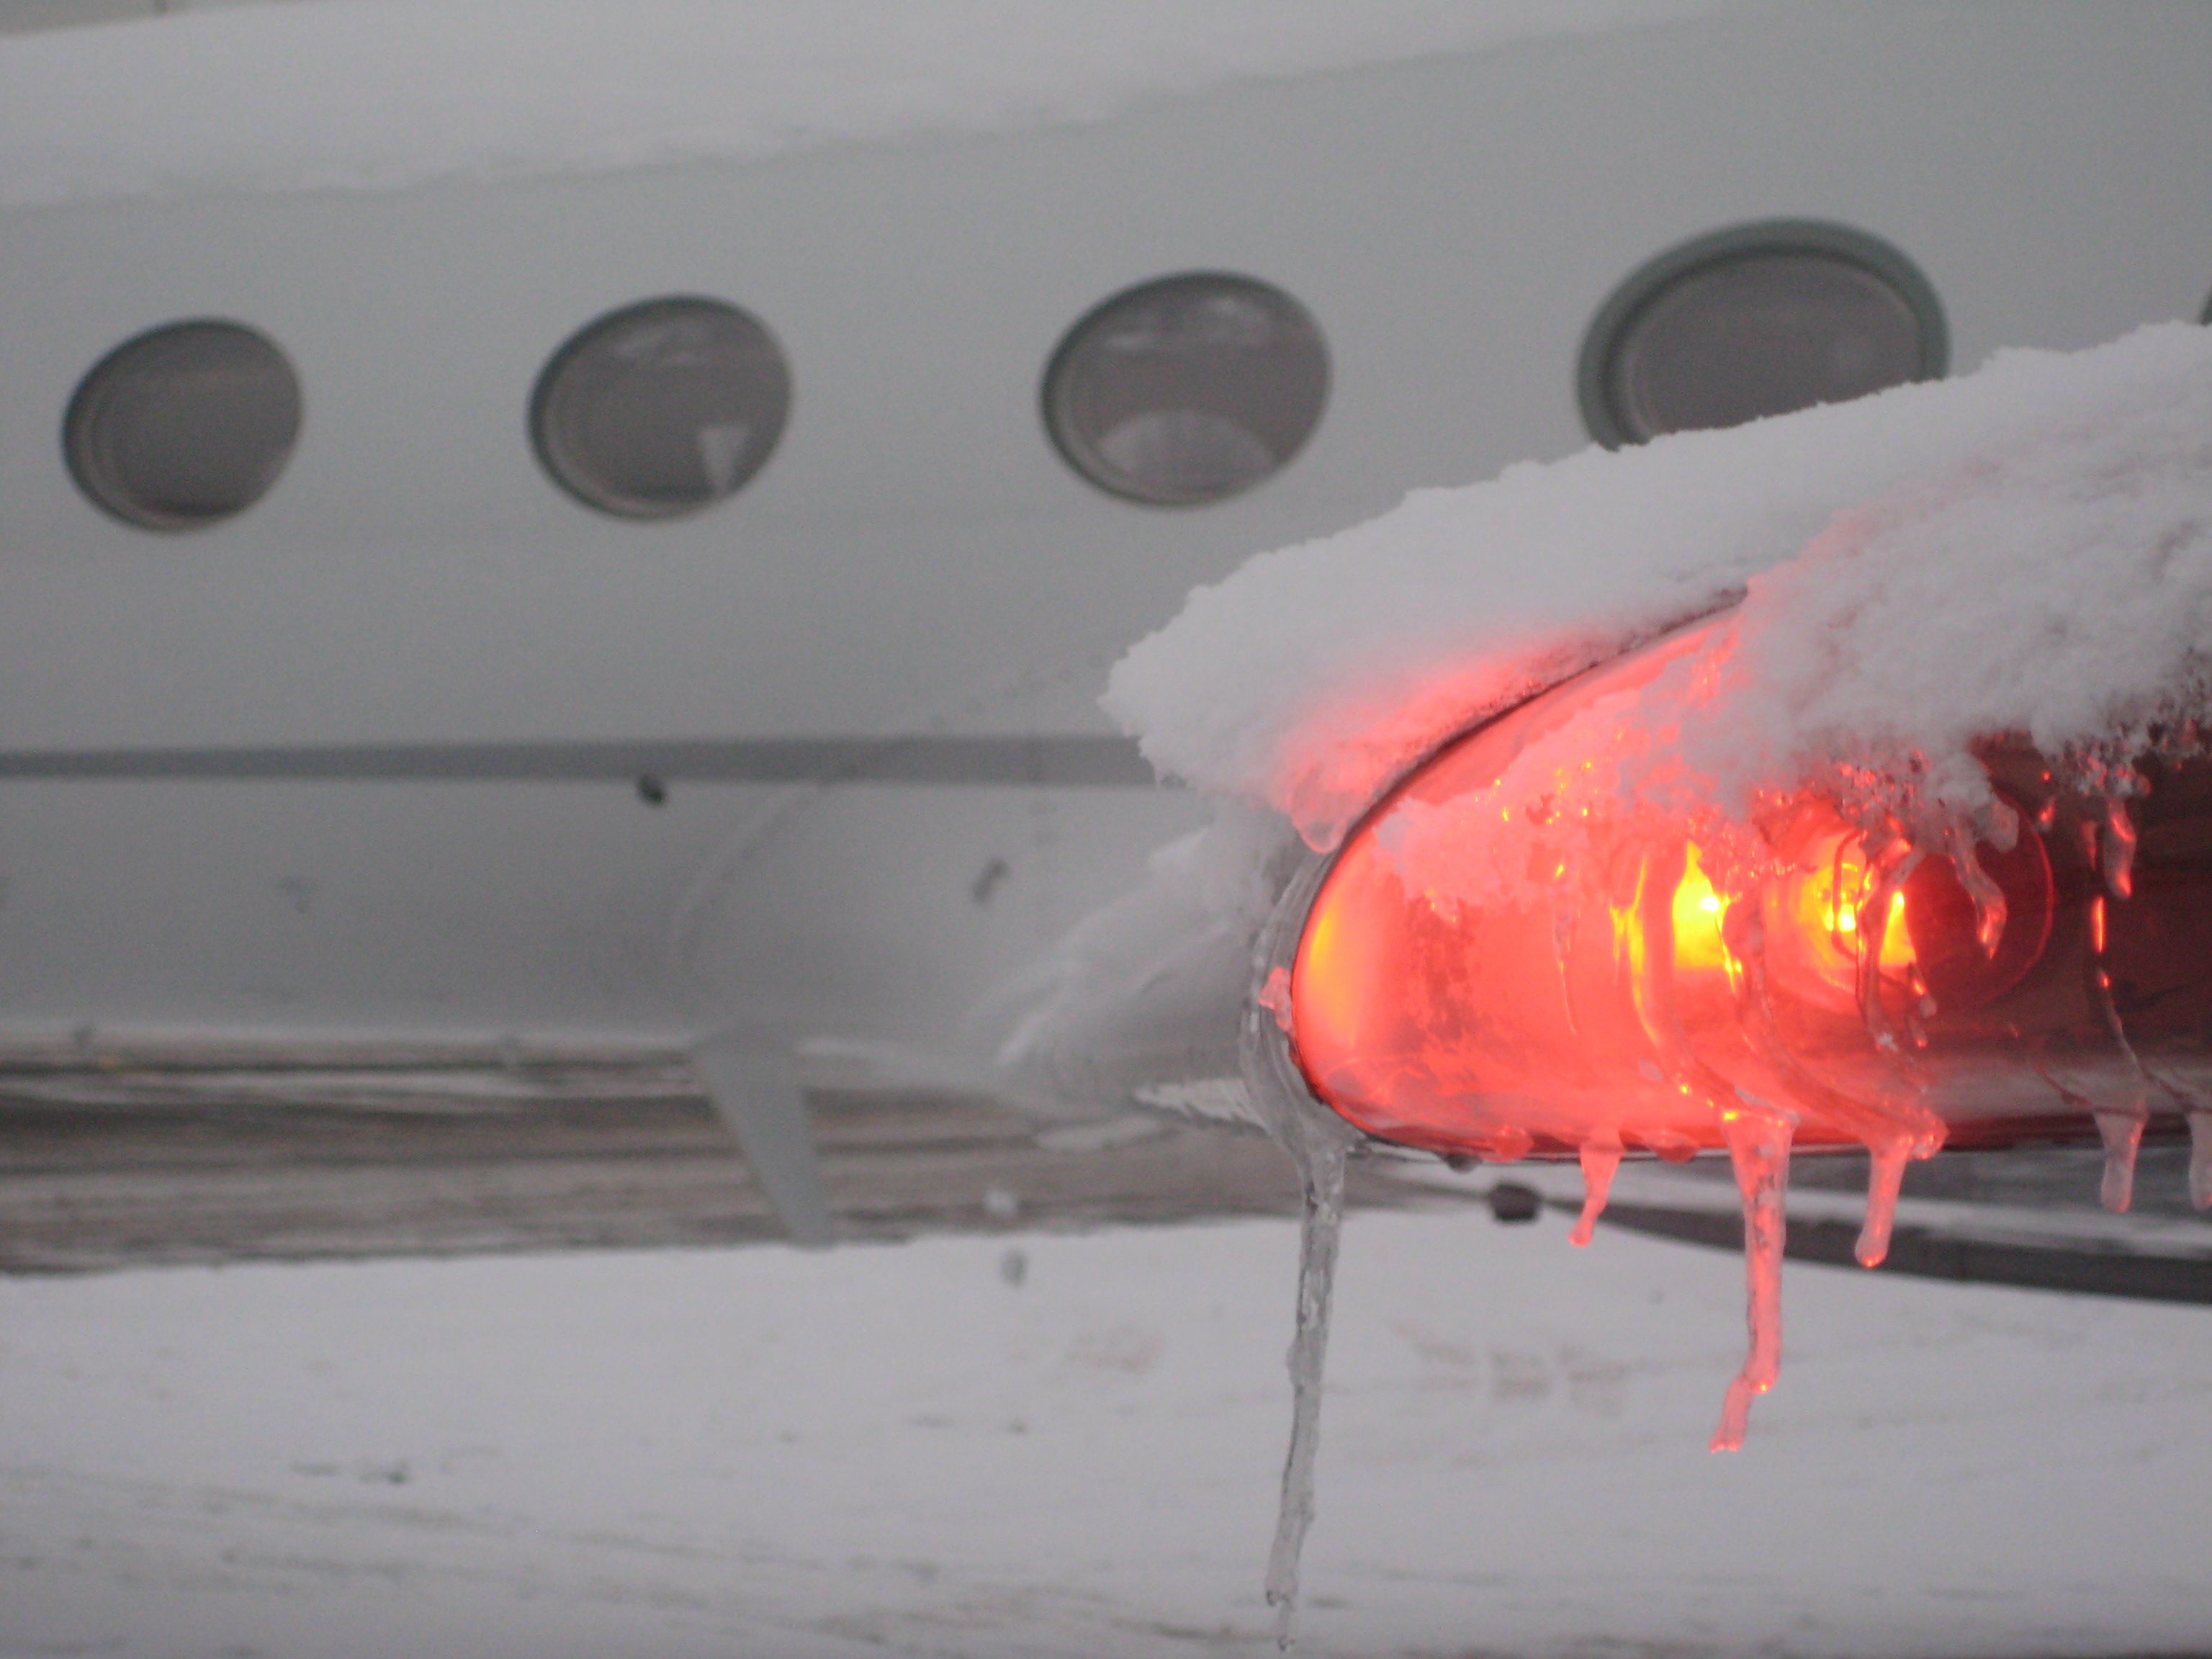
1488;1182;1542;1224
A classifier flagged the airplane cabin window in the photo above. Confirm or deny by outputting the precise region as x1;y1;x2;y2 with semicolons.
1579;222;1946;448
531;296;790;519
63;320;302;531
1043;273;1328;507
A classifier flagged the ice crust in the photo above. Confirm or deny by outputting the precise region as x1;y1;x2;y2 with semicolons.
1087;324;2212;1472
0;0;1744;210
1107;324;2212;853
1020;326;2212;1161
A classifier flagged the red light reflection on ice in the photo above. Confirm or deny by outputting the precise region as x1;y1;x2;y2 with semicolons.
1282;620;2212;1447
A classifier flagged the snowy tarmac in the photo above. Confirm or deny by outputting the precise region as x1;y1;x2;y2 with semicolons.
0;1071;1428;1272
5;1164;2211;1658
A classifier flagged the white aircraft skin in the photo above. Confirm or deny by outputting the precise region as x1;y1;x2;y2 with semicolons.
0;3;2207;1230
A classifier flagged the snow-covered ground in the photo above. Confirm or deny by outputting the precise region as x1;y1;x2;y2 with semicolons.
4;1202;2208;1658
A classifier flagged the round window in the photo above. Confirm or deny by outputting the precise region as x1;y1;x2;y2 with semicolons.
1579;222;1946;448
531;297;790;519
1043;273;1328;506
64;320;302;531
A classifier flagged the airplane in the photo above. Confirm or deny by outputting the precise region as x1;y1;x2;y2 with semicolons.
1;0;2209;1248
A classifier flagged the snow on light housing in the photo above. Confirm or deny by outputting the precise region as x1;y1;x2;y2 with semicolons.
1273;616;2212;1198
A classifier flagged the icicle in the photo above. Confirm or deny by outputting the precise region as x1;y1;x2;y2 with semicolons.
2094;1108;2144;1214
1942;820;2008;958
2145;1076;2212;1210
1570;1134;1622;1247
1727;881;1946;1215
1264;1115;1352;1651
2082;901;2149;1215
1711;1102;1796;1454
2100;796;2138;902
2190;1110;2212;1212
1902;965;1934;1052
1857;1136;1910;1268
1624;842;1685;1056
1982;794;2023;853
1853;837;1922;1054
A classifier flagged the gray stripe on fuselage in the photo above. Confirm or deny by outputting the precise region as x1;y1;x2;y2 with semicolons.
0;735;1160;787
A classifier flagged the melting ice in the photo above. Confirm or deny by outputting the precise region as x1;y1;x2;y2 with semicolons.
1261;1108;1352;1650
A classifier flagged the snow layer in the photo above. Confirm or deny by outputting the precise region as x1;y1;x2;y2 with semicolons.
0;0;1745;210
1108;325;2212;850
5;1208;2211;1657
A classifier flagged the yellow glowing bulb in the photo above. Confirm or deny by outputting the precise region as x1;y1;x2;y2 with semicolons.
1671;845;1732;971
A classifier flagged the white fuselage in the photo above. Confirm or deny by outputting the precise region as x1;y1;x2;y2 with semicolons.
0;1;2206;1072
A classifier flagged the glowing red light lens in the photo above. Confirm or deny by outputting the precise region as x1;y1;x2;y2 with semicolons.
1280;623;2212;1449
1286;626;2205;1166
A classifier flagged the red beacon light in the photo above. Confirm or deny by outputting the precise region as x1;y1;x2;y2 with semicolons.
1267;616;2212;1447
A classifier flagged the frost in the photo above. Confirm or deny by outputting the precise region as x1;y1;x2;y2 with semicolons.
981;801;1299;1120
